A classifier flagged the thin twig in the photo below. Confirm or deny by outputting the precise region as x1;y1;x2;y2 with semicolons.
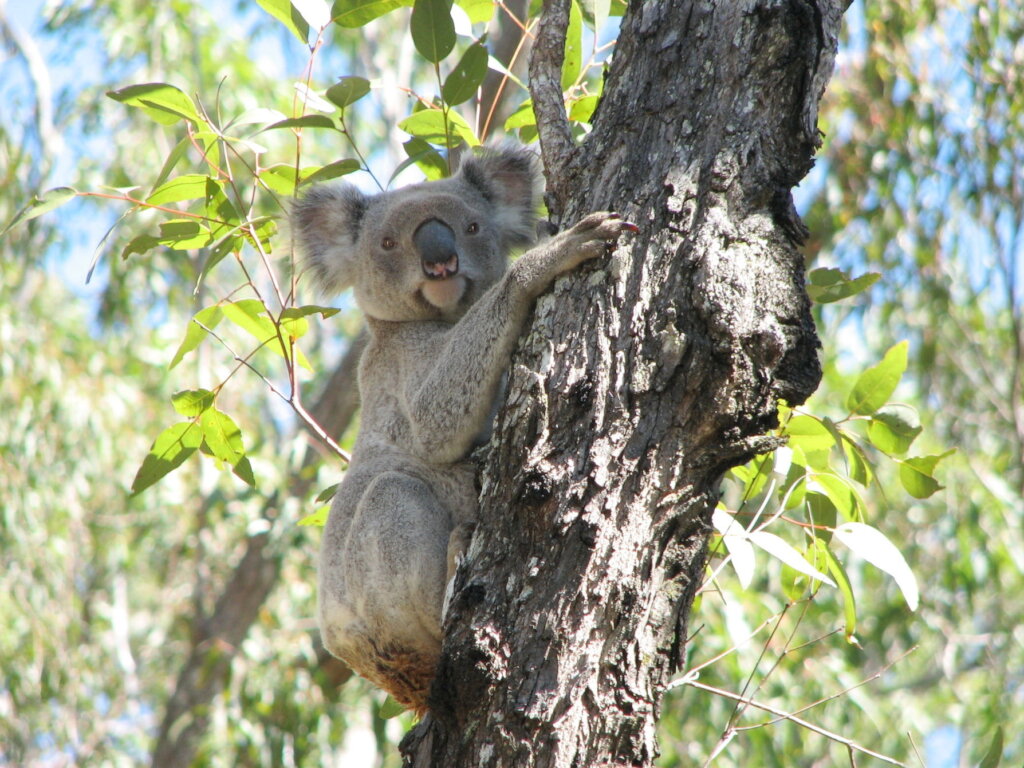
682;679;905;767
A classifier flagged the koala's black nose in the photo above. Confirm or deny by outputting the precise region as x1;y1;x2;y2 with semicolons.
413;218;459;280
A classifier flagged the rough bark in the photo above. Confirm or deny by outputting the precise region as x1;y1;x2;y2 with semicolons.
402;1;845;766
150;331;365;768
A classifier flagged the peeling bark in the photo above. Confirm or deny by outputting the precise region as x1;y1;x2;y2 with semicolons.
403;1;845;766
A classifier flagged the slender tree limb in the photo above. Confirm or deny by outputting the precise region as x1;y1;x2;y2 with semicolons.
527;0;575;219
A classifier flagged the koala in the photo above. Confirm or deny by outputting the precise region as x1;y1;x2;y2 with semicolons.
292;145;635;714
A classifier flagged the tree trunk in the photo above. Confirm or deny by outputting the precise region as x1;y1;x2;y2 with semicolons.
402;0;845;765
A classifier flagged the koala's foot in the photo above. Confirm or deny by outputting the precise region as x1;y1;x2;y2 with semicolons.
442;522;476;621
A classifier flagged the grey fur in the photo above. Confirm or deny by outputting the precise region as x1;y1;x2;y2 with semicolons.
292;145;634;713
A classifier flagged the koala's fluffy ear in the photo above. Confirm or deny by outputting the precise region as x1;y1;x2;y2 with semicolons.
292;183;368;295
456;145;540;250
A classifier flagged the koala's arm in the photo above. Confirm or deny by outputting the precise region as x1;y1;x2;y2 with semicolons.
406;213;635;463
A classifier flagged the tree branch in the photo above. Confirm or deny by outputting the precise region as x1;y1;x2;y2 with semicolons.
527;0;575;219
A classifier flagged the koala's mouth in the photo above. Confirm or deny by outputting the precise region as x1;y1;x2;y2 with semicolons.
420;274;467;310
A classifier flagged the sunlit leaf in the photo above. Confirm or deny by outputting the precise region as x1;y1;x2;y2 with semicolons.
131;422;202;495
262;115;338;131
171;389;216;417
748;530;836;586
868;403;922;456
808;473;864;522
2;187;77;236
846;341;908;416
170;305;224;369
712;508;754;588
107;82;203;125
806;267;881;303
399;108;479;147
200;408;245;466
256;0;310;42
301;159;362;186
146;175;219;206
331;0;412;28
834;522;919;611
298;505;330;527
455;0;493;23
561;0;583;90
898;450;954;499
813;539;858;642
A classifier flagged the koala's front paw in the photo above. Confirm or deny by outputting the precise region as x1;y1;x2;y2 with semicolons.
565;211;638;266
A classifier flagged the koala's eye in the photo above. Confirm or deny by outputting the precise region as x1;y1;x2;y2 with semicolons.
381;236;397;250
466;222;479;235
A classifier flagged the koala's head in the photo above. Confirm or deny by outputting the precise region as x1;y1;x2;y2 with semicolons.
292;145;539;322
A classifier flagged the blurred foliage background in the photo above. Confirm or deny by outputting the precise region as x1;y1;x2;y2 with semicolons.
1;0;1021;766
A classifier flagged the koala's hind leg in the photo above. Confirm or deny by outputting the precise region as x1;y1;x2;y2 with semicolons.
348;472;451;643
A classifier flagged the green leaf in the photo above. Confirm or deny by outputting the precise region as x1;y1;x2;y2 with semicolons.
107;83;203;125
262;115;339;131
200;408;246;466
147;175;219;206
868;403;922;455
786;414;835;470
578;0;610;33
396;138;449;182
301;159;362;186
131;422;203;495
978;726;1004;768
121;234;161;260
455;0;493;23
569;94;600;123
196;234;242;291
411;0;456;63
2;187;77;236
841;433;875;487
712;508;755;589
151;137;192;192
170;305;224;369
809;473;864;522
504;99;536;131
805;491;837;543
846;341;908;416
222;300;278;346
298;505;330;527
561;0;583;90
806;267;881;304
326;77;371;109
158;219;212;250
899;450;954;499
256;0;310;42
442;43;489;106
233;456;257;487
331;0;412;28
748;530;835;586
379;695;406;718
315;483;340;504
399;109;479;147
813;539;858;643
171;389;216;417
281;305;341;321
834;522;919;611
